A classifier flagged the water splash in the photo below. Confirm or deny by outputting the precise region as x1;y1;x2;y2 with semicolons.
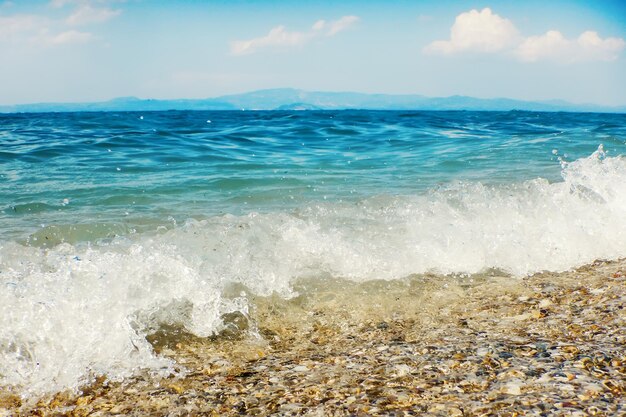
1;147;626;396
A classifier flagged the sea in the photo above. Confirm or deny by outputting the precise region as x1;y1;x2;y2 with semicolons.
1;110;625;396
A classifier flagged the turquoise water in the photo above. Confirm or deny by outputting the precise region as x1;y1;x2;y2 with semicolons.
1;110;626;395
2;110;625;242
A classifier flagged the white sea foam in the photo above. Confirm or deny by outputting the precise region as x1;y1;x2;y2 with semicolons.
1;147;625;396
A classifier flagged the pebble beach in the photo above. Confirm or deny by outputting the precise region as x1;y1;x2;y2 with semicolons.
2;1;626;415
2;259;624;416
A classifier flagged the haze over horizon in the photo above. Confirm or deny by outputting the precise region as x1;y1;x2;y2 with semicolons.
5;87;625;109
1;0;625;106
4;87;626;114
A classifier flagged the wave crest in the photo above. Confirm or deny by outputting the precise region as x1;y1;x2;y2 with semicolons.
2;147;626;396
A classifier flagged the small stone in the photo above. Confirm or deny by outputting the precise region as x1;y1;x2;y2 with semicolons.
75;395;93;407
448;408;463;417
377;322;389;330
531;310;544;319
476;347;490;356
394;364;411;377
538;299;552;308
502;381;523;396
167;384;184;394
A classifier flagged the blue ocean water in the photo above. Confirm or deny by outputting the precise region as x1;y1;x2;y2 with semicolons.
1;110;626;395
1;110;625;243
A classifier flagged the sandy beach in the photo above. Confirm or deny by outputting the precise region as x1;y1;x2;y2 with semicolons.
2;259;624;416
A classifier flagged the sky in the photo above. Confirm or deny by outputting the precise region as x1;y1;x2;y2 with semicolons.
1;0;625;106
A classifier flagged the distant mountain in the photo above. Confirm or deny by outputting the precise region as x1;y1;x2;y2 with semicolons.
274;102;324;111
1;88;624;113
0;97;237;113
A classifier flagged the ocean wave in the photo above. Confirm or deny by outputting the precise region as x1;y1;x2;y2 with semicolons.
1;147;626;396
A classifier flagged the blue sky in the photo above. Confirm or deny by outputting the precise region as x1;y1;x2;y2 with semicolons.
1;0;625;106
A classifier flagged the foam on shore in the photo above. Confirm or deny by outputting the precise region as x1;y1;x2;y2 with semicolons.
1;148;626;396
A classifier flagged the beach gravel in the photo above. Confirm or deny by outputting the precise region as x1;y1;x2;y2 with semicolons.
2;260;625;416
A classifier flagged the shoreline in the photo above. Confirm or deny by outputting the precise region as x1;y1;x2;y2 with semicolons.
2;259;625;416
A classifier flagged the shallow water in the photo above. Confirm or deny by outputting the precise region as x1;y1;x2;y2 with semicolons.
1;110;625;396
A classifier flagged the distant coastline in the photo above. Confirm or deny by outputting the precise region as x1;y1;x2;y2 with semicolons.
2;88;625;114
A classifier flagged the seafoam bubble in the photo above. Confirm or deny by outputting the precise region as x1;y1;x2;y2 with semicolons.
0;239;239;396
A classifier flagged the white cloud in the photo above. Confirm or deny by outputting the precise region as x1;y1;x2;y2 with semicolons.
326;15;359;36
516;30;625;62
0;13;94;46
0;15;38;41
312;20;325;31
66;4;120;25
0;0;118;47
516;30;567;62
45;29;93;44
0;0;121;48
231;15;359;55
425;8;625;63
231;26;310;56
424;8;519;54
50;0;121;26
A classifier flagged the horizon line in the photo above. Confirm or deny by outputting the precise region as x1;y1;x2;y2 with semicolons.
1;87;625;112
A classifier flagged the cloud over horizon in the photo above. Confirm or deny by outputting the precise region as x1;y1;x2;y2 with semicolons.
0;14;40;42
424;8;519;54
65;4;121;26
0;0;121;46
45;29;93;44
425;7;625;63
517;30;625;62
231;15;359;55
